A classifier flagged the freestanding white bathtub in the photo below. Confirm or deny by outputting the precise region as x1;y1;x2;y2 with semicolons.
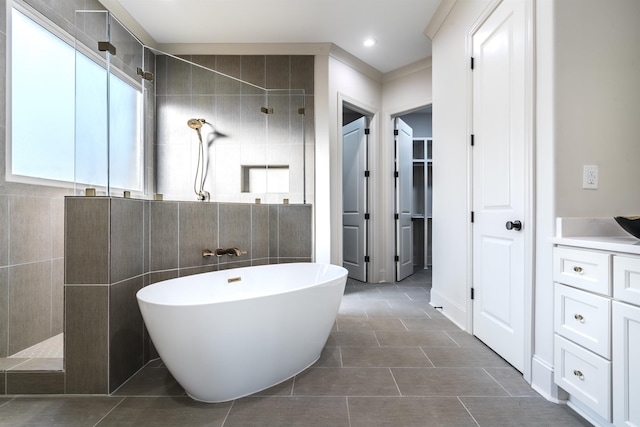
136;262;347;403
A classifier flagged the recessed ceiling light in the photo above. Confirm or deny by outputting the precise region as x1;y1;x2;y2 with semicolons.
363;38;376;47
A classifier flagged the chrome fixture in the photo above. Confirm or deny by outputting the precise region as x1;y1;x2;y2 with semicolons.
188;118;210;201
202;248;247;257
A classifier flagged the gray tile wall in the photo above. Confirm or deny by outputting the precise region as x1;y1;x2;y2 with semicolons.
64;197;312;394
0;0;107;359
155;54;314;203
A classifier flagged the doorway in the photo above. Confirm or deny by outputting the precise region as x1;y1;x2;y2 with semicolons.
342;105;370;282
470;0;529;373
394;108;433;282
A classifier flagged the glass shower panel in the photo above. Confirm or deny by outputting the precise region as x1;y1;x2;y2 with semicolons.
264;89;307;204
74;11;144;196
74;10;108;193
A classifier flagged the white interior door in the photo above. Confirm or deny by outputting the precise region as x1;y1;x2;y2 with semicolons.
472;0;526;372
395;118;413;281
342;117;367;282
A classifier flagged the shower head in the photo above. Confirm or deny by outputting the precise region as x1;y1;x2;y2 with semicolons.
187;118;206;130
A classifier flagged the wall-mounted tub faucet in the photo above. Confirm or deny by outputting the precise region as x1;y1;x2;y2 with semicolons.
202;248;247;257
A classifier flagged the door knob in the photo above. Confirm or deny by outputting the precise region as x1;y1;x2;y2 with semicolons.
505;220;522;231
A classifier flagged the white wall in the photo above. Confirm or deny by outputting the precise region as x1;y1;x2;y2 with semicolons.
380;60;433;282
532;0;559;401
532;0;640;400
430;0;640;402
323;53;383;274
554;0;640;217
319;51;432;284
429;0;492;328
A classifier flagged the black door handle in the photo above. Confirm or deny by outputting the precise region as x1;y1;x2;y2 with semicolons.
506;220;522;231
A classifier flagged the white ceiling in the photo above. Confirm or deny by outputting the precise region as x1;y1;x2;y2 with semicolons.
107;0;442;74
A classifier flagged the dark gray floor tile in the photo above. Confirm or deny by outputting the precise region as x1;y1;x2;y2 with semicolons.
402;317;463;331
0;359;28;370
337;299;368;317
446;330;491;347
376;330;457;347
326;331;379;347
423;346;510;368
96;396;231;427
0;396;122;427
349;396;477;427
484;367;539;396
293;368;399;396
224;396;349;427
112;366;185;397
253;377;294;397
312;346;342;368
460;396;593;426
341;346;432;368
392;368;509;397
337;317;407;331
7;358;63;371
366;303;430;318
359;290;412;301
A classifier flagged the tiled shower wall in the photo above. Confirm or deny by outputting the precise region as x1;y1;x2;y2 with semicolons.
0;0;107;359
155;54;315;203
64;196;312;394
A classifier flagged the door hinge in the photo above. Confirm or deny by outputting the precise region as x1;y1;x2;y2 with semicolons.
364;213;370;220
470;57;475;70
471;211;475;223
471;288;475;300
364;170;370;177
394;171;399;178
364;255;370;263
394;129;399;136
395;213;399;220
470;134;475;146
395;255;400;262
364;128;370;135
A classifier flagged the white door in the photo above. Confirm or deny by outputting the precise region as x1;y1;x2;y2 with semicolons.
343;117;367;282
395;118;413;281
472;0;526;372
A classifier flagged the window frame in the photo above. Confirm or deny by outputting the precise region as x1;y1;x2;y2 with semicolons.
6;1;145;194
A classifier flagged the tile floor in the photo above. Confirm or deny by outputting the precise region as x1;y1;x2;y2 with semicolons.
0;269;591;426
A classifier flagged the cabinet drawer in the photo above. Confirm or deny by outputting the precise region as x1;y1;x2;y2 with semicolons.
613;255;640;306
553;247;611;296
554;334;611;422
554;283;611;358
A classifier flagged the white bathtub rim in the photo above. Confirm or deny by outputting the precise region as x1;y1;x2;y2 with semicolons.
137;262;347;307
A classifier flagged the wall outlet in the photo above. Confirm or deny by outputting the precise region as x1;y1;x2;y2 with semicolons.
583;165;599;189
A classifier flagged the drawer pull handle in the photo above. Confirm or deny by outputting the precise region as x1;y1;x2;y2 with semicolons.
573;370;584;380
574;314;585;323
573;266;583;274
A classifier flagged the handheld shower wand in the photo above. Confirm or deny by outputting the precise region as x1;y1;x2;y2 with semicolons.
188;118;209;201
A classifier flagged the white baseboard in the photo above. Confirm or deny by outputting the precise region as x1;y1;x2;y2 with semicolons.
430;288;467;330
530;355;568;403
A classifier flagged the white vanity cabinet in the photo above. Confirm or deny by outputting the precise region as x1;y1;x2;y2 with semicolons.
612;255;640;427
553;246;612;422
553;237;640;427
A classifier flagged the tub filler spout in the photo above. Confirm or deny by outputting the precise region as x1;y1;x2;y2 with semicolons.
202;248;247;257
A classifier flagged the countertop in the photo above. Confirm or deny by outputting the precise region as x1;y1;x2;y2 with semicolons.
552;217;640;255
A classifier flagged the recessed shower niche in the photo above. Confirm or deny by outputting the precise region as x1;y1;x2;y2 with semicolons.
241;165;290;194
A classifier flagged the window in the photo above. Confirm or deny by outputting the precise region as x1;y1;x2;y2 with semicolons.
9;6;143;191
